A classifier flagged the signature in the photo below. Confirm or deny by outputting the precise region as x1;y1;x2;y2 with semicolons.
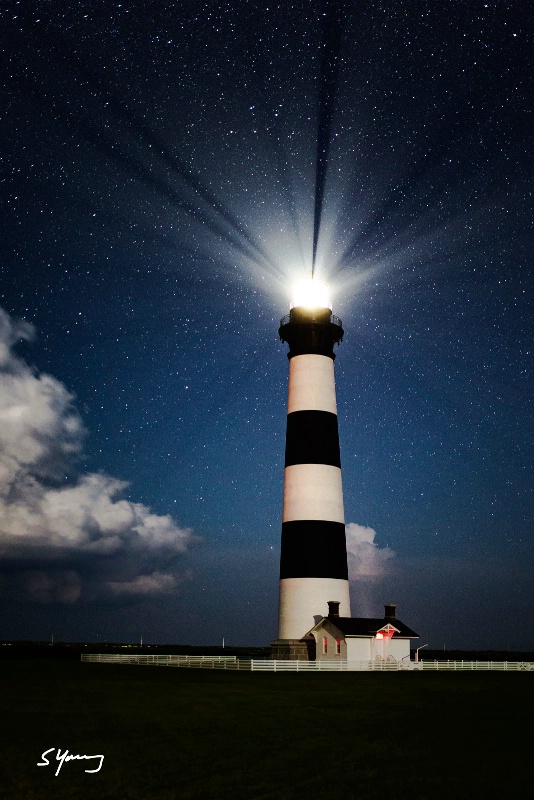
37;747;104;776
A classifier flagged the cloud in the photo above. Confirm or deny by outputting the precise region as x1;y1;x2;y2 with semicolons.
345;522;395;580
345;522;397;619
0;314;85;483
0;307;196;603
107;570;186;596
23;569;82;604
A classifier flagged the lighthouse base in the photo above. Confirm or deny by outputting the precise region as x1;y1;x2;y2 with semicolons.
270;639;310;661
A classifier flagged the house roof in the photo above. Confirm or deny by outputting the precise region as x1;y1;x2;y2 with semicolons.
315;616;419;639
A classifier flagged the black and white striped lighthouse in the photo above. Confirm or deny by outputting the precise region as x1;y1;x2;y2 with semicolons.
272;280;351;658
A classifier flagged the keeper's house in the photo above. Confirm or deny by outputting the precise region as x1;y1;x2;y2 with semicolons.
304;603;418;662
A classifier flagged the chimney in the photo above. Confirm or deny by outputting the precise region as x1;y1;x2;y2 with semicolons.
384;604;396;620
328;601;340;618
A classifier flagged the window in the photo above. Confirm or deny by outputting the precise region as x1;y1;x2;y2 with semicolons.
336;638;341;655
323;636;328;654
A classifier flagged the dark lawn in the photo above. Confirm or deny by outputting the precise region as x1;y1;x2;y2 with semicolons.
0;659;531;799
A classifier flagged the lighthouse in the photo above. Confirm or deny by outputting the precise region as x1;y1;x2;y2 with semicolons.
271;280;351;660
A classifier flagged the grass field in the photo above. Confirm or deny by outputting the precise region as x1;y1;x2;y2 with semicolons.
1;658;532;799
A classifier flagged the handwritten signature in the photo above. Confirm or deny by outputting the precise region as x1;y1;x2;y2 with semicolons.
37;748;104;776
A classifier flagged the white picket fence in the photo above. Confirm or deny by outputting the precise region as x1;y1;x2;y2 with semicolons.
254;659;534;672
251;659;403;671
81;654;240;667
249;660;532;672
419;660;534;671
80;654;534;671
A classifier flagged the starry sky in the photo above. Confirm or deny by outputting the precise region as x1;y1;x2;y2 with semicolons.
1;1;532;650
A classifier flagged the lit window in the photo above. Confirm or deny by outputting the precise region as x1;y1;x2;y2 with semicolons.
336;638;341;655
323;636;328;654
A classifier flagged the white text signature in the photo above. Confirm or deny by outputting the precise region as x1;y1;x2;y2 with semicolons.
37;747;104;776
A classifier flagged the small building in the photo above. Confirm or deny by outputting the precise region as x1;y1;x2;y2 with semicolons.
303;603;419;663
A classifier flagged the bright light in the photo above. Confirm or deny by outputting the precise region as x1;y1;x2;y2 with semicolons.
290;280;331;310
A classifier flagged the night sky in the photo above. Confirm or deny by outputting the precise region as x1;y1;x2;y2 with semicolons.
1;1;532;650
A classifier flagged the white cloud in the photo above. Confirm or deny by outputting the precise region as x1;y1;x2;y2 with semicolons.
345;522;395;580
0;307;196;602
0;311;85;484
0;310;34;367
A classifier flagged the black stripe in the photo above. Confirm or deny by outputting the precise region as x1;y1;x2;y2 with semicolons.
280;520;348;579
285;410;341;467
279;311;343;360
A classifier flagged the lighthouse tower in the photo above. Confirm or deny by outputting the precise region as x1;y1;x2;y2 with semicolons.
272;280;351;659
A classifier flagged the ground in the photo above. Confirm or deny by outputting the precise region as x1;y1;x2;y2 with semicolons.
1;658;531;799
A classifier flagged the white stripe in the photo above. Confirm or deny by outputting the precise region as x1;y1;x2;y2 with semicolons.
282;464;344;523
278;577;351;640
287;354;337;414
